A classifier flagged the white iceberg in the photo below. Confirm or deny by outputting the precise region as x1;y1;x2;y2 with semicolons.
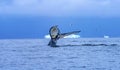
64;34;80;38
44;34;80;39
104;35;110;38
44;35;51;39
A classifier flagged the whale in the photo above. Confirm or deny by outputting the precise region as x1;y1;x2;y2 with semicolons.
48;25;81;47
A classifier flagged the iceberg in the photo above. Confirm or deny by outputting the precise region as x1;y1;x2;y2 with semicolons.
64;34;80;38
44;34;51;39
44;34;80;39
104;35;110;38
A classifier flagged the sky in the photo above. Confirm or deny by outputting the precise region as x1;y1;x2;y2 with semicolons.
0;0;120;17
0;0;120;38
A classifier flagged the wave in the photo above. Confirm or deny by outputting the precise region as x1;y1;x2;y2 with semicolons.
50;43;118;47
44;34;80;39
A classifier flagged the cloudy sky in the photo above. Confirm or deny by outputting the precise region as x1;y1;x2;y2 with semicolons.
0;0;120;17
0;0;120;38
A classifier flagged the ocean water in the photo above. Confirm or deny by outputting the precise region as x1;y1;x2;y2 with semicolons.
0;38;120;70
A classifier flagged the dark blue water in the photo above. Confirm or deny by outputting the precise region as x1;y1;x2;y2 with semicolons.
0;38;120;70
0;16;120;39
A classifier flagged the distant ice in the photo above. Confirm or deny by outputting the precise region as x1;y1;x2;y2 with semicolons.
104;35;110;38
44;34;51;39
44;34;80;39
64;34;80;38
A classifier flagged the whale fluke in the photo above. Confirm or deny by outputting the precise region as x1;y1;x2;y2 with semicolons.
59;31;81;38
48;25;80;47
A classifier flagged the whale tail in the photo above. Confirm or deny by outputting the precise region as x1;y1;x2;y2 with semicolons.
48;25;81;47
58;31;81;38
